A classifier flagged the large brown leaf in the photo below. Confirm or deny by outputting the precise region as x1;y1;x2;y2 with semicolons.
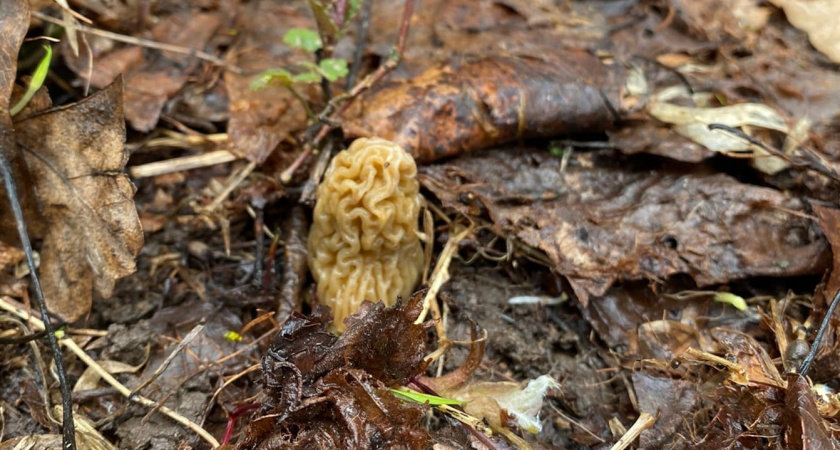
343;52;623;163
13;78;143;321
420;148;829;305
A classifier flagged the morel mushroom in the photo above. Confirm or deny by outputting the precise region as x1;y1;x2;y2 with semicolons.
308;138;424;332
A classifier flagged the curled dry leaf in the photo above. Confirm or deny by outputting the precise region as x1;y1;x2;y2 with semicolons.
12;78;143;322
343;52;623;163
239;293;431;449
420;148;829;305
423;323;557;435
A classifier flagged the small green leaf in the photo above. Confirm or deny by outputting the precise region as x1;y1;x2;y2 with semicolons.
283;28;322;53
390;387;465;406
318;58;348;82
11;45;52;116
714;292;748;311
250;68;294;90
292;72;322;84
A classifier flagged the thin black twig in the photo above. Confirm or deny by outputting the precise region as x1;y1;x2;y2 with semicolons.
798;287;840;376
0;150;76;449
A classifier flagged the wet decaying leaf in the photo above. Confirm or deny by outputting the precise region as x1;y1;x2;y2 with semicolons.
631;371;706;449
420;148;828;305
237;294;432;449
64;10;223;132
609;121;715;164
224;0;316;163
808;206;840;382
680;328;840;450
12;78;144;321
785;373;838;450
343;52;624;163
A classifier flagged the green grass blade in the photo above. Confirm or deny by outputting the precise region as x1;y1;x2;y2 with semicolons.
11;45;52;116
390;387;465;406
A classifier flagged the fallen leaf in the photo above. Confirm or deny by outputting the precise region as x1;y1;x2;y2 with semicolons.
610;121;714;163
632;372;702;449
224;0;316;163
769;0;840;63
239;294;432;449
784;373;838;450
647;86;794;174
344;52;623;163
445;375;559;434
0;0;41;244
64;11;222;131
13;78;144;321
420;148;829;305
671;0;770;42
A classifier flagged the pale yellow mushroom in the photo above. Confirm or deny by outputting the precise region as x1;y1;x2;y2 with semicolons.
308;137;424;332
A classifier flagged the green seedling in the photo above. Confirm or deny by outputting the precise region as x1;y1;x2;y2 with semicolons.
10;45;51;116
714;292;748;311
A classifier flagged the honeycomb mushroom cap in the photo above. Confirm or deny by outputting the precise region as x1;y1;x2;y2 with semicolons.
308;138;424;332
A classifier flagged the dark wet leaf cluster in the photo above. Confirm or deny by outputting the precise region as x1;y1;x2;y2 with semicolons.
236;294;432;450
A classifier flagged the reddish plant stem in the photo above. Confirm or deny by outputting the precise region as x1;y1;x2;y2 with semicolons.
221;403;261;445
280;0;417;184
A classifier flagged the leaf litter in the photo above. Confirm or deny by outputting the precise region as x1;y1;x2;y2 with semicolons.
4;0;840;449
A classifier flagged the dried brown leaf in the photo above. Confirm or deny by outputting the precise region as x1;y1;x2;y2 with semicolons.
420;149;829;305
64;12;222;131
13;78;143;321
769;0;840;63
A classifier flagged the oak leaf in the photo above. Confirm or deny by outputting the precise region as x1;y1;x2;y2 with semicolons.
11;78;143;321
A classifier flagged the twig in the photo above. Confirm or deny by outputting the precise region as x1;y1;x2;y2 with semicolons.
131;322;205;397
798;287;840;375
280;0;417;183
276;205;308;322
205;160;257;212
201;363;260;428
31;11;243;74
416;224;472;325
253;206;265;286
0;316;55;426
708;124;840;183
609;412;655;450
0;150;77;450
129;150;238;178
0;296;220;448
300;139;333;205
